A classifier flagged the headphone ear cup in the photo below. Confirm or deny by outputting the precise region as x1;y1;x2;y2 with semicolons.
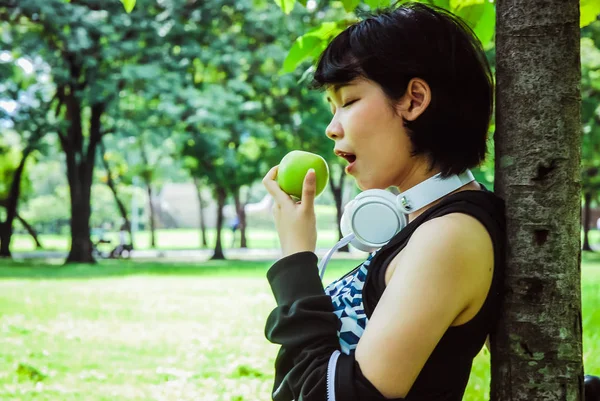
340;191;406;253
340;200;356;238
341;200;379;252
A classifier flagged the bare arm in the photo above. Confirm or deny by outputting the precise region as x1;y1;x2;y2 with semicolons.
355;213;494;398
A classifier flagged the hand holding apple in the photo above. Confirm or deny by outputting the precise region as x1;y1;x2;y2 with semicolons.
276;150;329;200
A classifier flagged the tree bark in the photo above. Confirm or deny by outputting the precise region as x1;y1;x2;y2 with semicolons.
61;96;104;264
233;187;249;249
16;213;43;249
98;139;133;247
329;167;349;252
139;142;156;248
492;1;584;399
582;192;592;252
145;182;156;248
0;145;33;257
193;177;208;248
211;187;226;260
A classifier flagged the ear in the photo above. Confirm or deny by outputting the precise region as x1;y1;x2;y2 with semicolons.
395;78;431;121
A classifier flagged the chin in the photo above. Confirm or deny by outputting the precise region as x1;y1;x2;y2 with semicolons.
355;179;387;192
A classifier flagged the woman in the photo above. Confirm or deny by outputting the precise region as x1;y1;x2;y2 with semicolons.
262;3;505;400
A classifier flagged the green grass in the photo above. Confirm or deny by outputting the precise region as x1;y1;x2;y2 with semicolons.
0;256;599;401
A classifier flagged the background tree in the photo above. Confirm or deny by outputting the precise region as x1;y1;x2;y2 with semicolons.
0;0;177;262
581;22;600;251
0;55;51;257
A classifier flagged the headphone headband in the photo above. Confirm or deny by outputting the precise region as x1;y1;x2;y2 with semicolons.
396;170;475;214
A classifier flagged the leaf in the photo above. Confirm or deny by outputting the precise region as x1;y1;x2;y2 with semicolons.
274;0;296;14
342;0;360;12
581;0;600;28
450;0;484;8
364;0;391;9
281;22;343;73
282;35;323;73
432;0;451;9
121;0;136;13
304;21;339;40
470;1;495;49
452;0;485;27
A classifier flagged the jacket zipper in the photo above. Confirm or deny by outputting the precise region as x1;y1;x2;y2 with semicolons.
327;350;341;401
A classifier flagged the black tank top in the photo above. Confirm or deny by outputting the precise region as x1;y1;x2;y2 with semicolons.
362;185;506;401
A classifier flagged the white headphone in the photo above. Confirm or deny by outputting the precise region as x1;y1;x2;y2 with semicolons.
318;170;475;279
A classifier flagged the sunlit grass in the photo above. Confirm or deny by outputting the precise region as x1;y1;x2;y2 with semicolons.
0;255;598;400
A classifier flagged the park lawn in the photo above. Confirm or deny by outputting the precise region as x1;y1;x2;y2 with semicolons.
0;256;599;401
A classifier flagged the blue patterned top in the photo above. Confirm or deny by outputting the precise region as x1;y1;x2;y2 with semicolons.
323;252;377;355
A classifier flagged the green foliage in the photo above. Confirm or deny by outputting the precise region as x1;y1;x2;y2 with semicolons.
282;21;344;73
342;0;361;12
452;0;495;50
582;0;600;28
121;0;136;13
581;28;600;199
274;0;296;14
279;0;497;74
364;0;393;8
0;147;21;200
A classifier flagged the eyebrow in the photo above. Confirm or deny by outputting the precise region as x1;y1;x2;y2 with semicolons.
326;83;353;103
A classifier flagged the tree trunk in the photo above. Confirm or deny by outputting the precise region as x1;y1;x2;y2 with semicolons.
492;1;583;399
145;182;156;248
16;213;43;249
139;143;156;248
62;97;104;264
193;177;208;248
233;187;249;249
583;192;592;252
240;192;248;249
98;139;133;247
211;187;226;260
0;145;33;257
329;167;349;252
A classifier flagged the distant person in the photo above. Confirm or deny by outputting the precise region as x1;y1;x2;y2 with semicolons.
110;223;131;258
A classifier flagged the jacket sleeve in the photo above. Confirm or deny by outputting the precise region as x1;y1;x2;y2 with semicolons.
265;251;404;401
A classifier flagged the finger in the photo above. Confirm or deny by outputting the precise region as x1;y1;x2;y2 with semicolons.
300;168;316;211
262;165;295;207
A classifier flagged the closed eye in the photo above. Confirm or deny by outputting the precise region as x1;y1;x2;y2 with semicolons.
342;99;358;108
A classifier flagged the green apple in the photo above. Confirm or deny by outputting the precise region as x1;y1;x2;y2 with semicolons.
277;150;329;200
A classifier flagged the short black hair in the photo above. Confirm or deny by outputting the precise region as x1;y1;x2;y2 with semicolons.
312;2;493;177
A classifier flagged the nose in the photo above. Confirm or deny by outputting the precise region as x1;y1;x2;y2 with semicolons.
325;117;343;140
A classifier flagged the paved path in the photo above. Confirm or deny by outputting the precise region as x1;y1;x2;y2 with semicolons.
12;247;369;262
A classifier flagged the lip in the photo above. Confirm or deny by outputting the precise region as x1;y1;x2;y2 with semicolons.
345;160;356;174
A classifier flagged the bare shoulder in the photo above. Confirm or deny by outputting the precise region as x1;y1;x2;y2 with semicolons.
410;212;493;259
387;212;495;289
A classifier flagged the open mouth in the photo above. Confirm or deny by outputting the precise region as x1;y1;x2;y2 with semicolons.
337;151;357;164
335;150;357;174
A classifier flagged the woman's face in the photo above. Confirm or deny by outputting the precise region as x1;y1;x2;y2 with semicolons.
325;78;420;191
